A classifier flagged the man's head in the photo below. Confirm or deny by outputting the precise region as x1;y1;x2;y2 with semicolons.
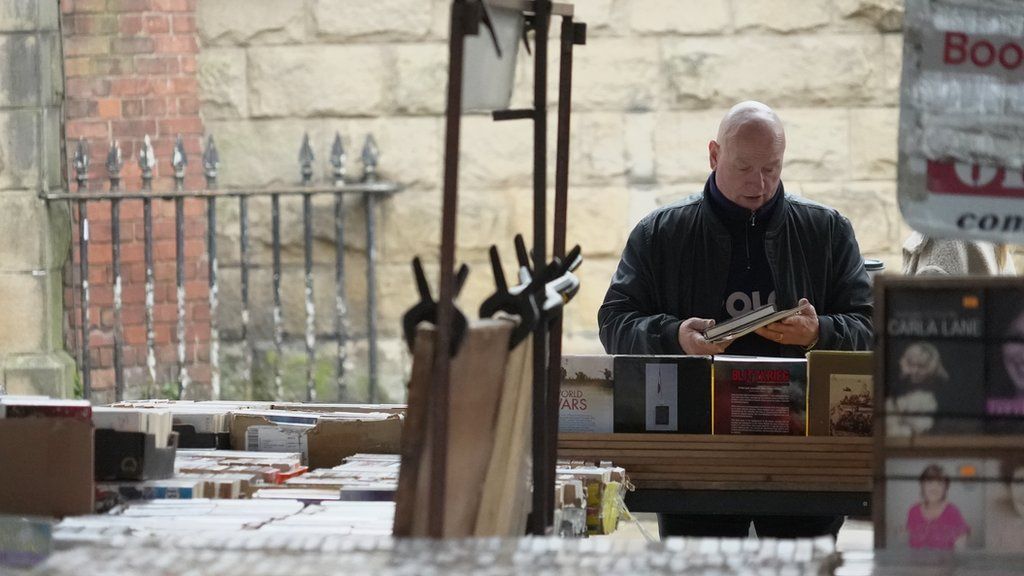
709;101;786;211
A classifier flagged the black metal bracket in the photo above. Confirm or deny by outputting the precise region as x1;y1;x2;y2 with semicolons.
492;109;536;122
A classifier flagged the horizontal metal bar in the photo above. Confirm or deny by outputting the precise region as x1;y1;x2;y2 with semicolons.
41;183;403;201
492;109;536;121
487;0;573;17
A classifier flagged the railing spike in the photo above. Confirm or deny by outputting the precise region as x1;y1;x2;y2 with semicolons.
73;137;89;190
330;132;346;184
172;134;187;189
299;133;315;185
138;134;156;190
203;135;220;188
106;140;123;190
361;134;379;182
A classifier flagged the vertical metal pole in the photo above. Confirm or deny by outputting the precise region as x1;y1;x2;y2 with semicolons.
303;192;316;402
240;195;253;399
332;134;349;401
172;135;190;398
300;135;317;402
546;15;579;527
334;191;349;400
365;192;379;404
204;136;221;400
428;0;474;538
530;0;553;536
107;141;125;402
361;136;381;405
73;139;91;400
271;193;284;398
140;137;156;397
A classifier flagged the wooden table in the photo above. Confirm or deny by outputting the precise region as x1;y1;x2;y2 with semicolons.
558;433;873;517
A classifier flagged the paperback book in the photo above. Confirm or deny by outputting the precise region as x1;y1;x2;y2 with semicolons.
712;355;807;436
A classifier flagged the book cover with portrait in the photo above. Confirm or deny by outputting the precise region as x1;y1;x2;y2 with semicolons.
984;456;1024;552
985;289;1024;430
712;355;807;436
884;457;988;551
612;356;712;434
884;338;986;436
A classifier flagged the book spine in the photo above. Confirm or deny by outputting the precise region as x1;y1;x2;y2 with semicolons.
3;405;92;421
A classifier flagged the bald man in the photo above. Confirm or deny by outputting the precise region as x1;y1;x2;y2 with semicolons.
598;102;872;538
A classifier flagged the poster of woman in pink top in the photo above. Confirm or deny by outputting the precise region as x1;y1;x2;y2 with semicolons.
905;464;970;550
886;458;986;551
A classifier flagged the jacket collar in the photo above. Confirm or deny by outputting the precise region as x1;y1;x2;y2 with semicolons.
703;173;788;233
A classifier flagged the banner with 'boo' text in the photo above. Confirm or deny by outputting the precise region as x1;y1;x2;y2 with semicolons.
899;0;1024;242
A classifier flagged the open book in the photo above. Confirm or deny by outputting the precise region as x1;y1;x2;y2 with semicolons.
704;302;811;344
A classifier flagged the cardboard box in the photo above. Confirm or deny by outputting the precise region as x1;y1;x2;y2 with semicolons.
559;355;614;433
807;350;873;437
613;355;712;434
94;429;178;481
0;418;94;517
229;413;402;470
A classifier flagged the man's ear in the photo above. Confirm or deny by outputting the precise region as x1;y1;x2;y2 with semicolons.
709;140;719;170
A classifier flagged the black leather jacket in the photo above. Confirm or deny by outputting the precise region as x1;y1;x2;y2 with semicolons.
598;180;873;356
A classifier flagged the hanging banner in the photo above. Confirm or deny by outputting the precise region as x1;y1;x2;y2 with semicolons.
899;0;1024;242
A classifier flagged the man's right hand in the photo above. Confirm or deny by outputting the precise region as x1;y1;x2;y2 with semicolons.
678;317;732;355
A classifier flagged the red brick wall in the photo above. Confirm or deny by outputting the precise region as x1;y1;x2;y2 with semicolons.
62;0;211;401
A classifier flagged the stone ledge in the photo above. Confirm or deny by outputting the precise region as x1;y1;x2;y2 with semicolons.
2;351;76;398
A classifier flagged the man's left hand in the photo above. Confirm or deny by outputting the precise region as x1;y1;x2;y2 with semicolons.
754;298;819;348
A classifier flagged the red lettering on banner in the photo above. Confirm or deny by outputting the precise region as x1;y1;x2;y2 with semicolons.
927;161;1024;198
944;32;968;64
942;31;1024;71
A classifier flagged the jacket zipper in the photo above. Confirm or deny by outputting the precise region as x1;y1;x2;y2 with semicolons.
746;210;756;270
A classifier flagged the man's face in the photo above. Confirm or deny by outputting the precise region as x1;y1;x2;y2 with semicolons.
709;125;784;212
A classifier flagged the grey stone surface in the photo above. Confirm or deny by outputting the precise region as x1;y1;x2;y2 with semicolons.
0;2;40;33
197;48;248;119
0;35;40;108
3;352;76;397
0;190;48;272
0;109;42;190
198;0;305;46
313;0;432;41
247;45;390;118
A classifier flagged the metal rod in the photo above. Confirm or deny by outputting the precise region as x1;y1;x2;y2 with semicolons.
207;196;220;400
78;198;91;400
205;136;221;400
173;136;190;398
43;183;402;202
175;195;189;398
303;191;316;402
111;197;124;401
140;136;156;397
428;0;475;538
143;197;155;396
365;193;379;404
271;193;284;399
334;191;349;401
529;0;553;536
545;14;577;528
239;196;253;399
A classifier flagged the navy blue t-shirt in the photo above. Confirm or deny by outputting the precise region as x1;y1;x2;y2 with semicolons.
706;173;783;356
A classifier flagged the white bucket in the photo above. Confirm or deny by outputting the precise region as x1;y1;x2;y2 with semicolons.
461;3;523;112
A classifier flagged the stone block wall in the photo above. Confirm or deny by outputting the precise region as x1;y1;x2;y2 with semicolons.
193;0;911;401
0;1;76;396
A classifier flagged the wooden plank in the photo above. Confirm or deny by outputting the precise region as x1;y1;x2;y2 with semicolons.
558;450;872;463
557;441;873;453
474;334;533;536
392;326;435;537
635;480;872;492
606;464;872;476
630;472;872;484
560;433;873;446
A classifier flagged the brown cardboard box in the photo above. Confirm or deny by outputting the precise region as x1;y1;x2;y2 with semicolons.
229;413;402;470
807;350;873;436
0;418;94;517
